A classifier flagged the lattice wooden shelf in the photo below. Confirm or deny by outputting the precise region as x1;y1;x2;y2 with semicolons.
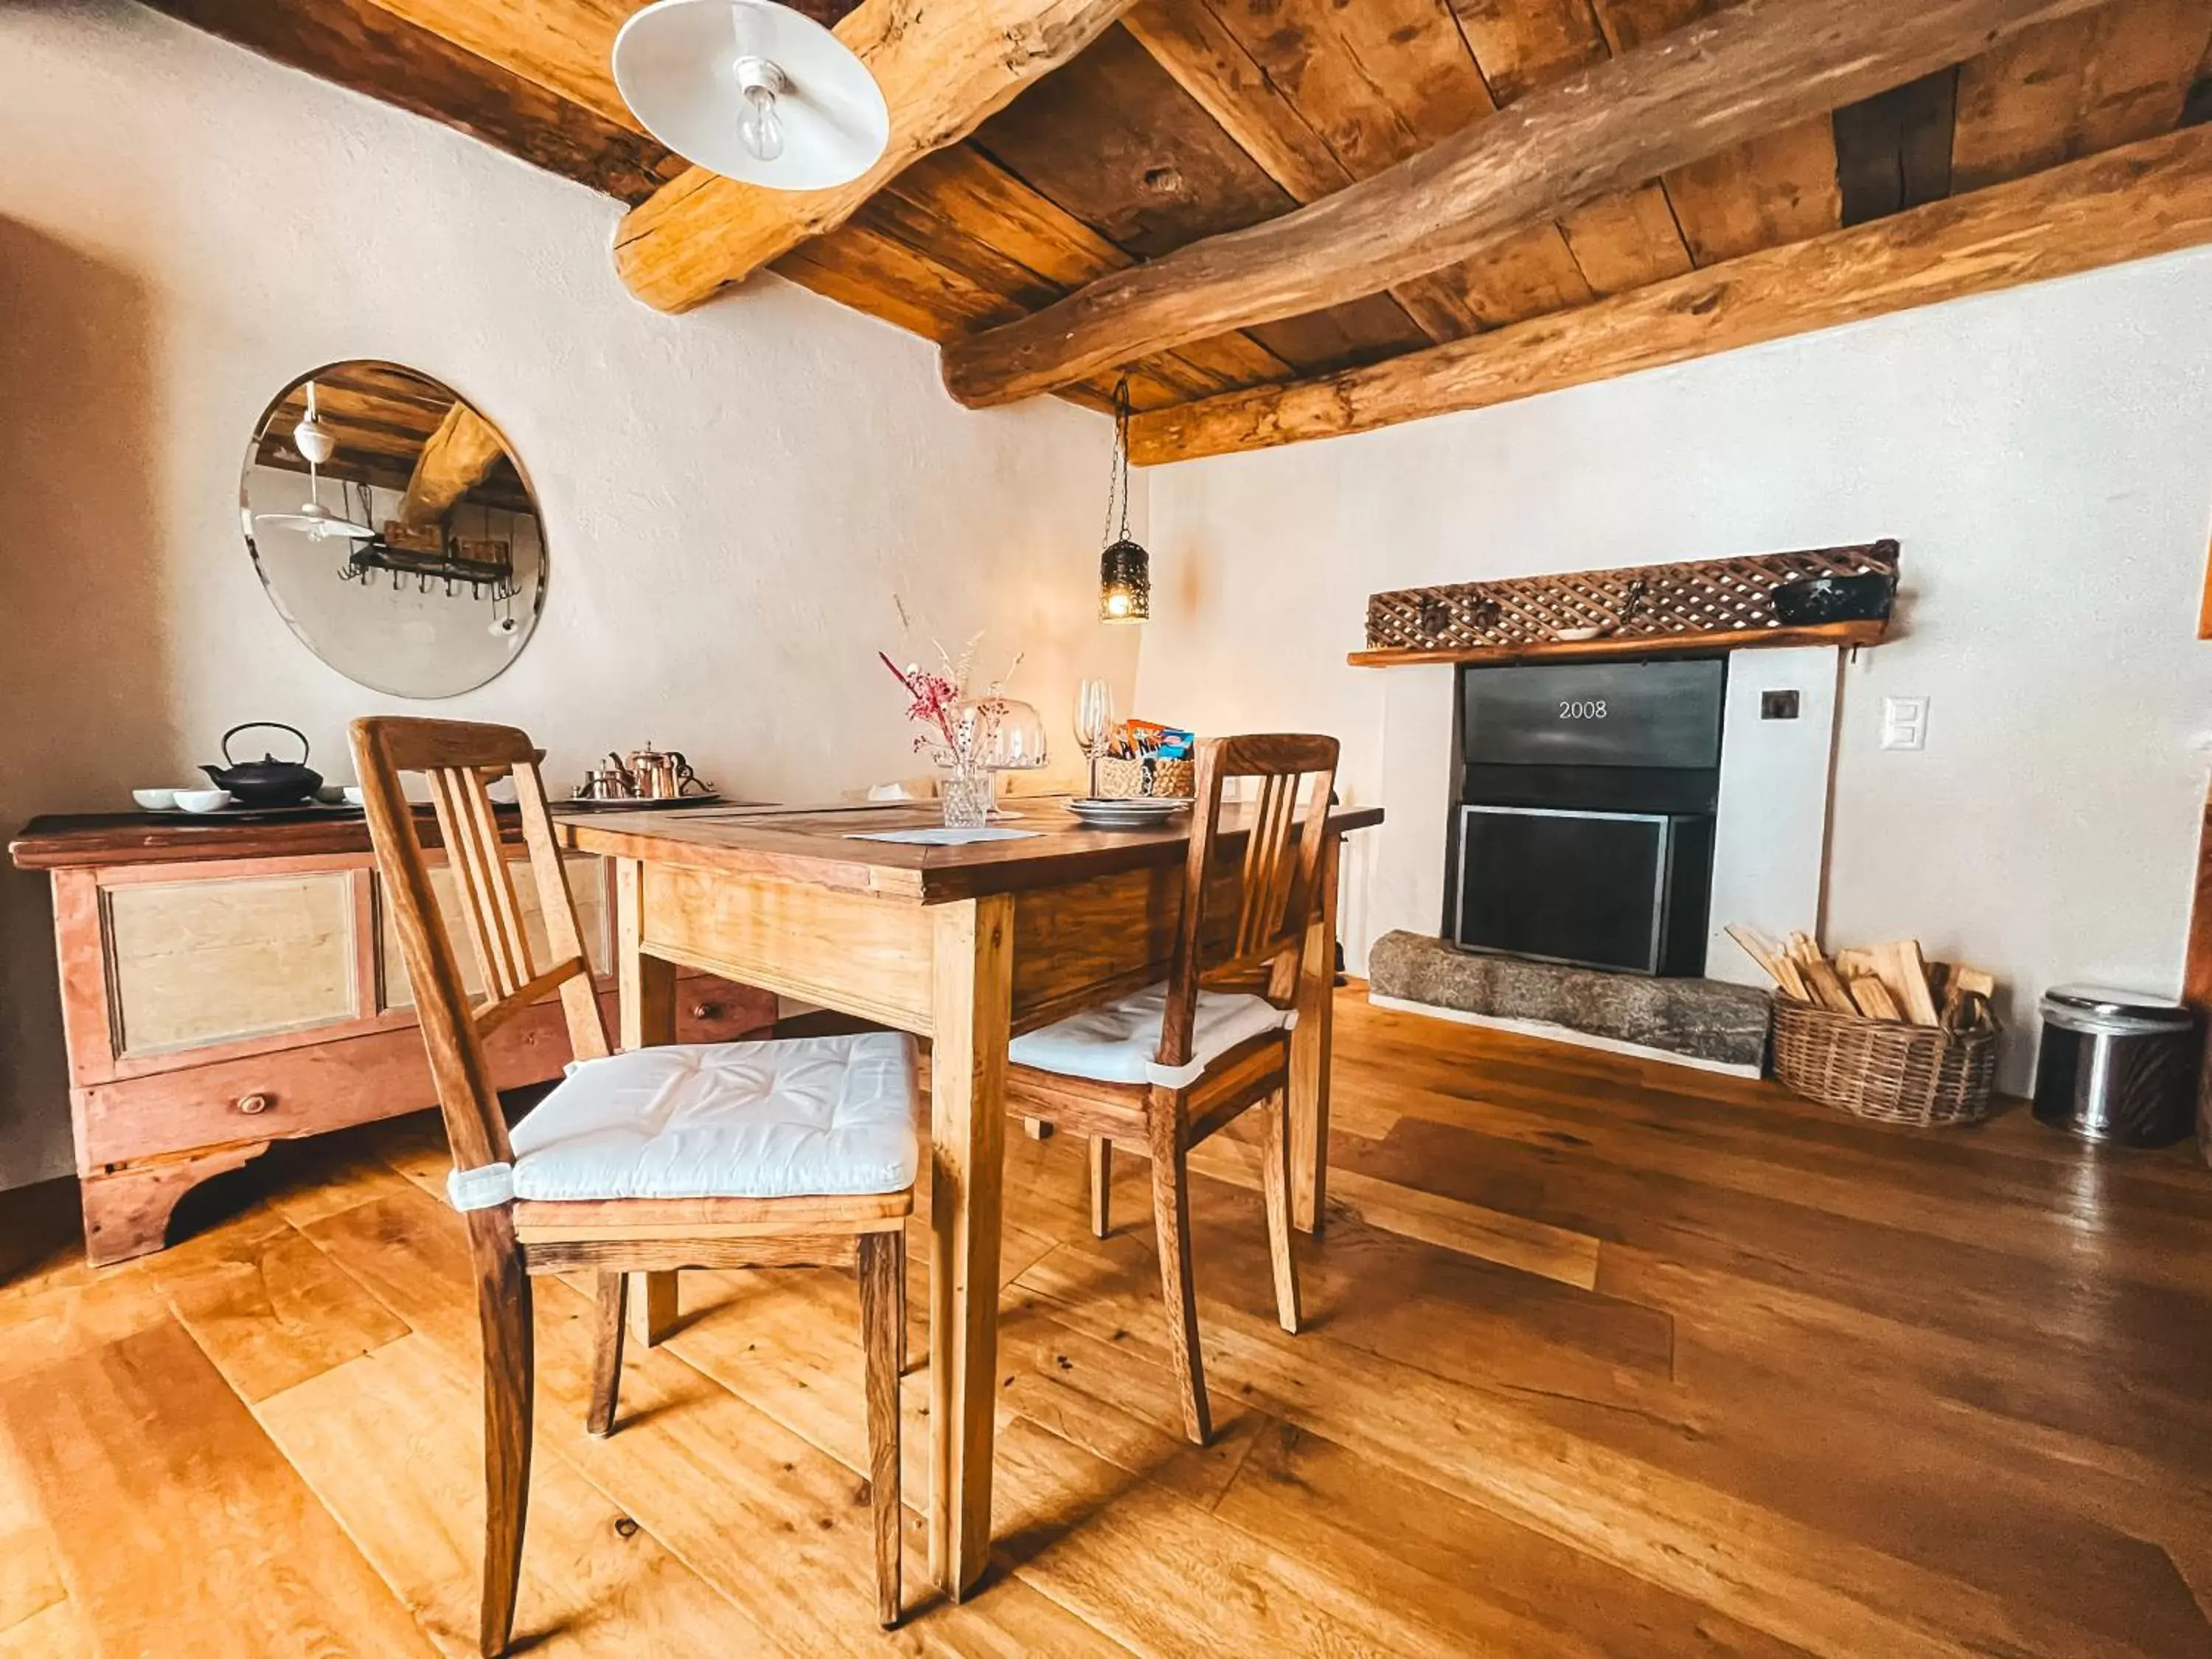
1349;618;1888;667
1357;539;1899;661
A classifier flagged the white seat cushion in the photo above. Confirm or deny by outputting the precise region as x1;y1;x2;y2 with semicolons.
1008;983;1294;1090
507;1032;919;1203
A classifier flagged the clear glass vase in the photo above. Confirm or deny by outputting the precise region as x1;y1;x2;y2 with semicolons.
939;765;993;830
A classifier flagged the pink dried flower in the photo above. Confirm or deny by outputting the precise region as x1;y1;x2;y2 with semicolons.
880;651;961;750
882;633;1022;768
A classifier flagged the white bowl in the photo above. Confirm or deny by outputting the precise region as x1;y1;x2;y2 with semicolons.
175;789;234;814
132;788;181;811
342;785;366;807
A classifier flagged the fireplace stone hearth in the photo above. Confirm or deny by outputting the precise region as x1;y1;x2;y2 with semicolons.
1368;931;1770;1071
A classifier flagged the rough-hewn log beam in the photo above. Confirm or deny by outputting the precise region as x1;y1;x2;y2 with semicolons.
1124;125;2212;465
398;402;507;527
613;0;1140;315
942;0;2110;407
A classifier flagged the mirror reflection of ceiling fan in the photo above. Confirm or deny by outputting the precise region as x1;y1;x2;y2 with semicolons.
254;381;375;541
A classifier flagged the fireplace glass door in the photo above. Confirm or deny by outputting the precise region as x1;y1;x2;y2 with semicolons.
1454;805;1709;975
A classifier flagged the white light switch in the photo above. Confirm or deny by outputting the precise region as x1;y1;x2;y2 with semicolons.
1880;695;1928;751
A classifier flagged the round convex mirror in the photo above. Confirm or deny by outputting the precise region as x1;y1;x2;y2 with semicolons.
240;362;546;698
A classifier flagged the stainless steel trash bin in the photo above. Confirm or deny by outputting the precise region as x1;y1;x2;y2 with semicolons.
2031;985;2199;1147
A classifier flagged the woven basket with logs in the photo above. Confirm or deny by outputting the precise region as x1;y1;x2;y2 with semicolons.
1729;926;2000;1127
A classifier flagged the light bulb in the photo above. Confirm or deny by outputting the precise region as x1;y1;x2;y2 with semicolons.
739;80;785;162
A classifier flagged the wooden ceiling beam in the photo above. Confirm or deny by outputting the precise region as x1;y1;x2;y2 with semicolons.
1122;0;1500;344
1591;0;1842;266
1124;124;2212;464
360;0;645;126
398;402;509;527
613;0;1142;315
870;146;1293;392
941;0;2112;408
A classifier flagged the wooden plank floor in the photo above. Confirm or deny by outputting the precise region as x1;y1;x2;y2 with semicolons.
3;989;2209;1656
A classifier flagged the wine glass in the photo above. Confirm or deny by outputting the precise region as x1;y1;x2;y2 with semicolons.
1074;678;1115;800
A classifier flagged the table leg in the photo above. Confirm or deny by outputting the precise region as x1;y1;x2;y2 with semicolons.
1287;833;1340;1235
615;857;680;1347
928;894;1012;1598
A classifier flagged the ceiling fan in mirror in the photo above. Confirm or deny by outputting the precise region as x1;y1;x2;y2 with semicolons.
612;0;889;188
252;380;376;543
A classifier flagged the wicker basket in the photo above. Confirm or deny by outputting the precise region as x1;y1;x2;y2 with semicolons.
1769;993;2000;1127
1096;755;1195;799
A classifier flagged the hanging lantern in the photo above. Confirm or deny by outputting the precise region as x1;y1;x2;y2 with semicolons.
1097;376;1149;624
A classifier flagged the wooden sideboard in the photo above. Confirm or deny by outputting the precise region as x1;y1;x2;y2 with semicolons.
9;810;776;1265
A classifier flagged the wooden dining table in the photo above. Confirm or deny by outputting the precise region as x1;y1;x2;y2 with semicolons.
554;793;1381;1598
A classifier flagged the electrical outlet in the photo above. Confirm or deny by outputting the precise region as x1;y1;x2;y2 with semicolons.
1880;695;1928;751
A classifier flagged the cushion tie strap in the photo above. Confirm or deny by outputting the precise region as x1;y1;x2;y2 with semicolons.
1144;1007;1298;1090
447;1161;515;1212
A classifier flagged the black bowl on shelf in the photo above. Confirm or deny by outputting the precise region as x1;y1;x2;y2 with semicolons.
1770;572;1896;626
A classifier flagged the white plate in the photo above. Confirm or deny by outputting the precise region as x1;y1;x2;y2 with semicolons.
1068;796;1191;813
1066;798;1192;826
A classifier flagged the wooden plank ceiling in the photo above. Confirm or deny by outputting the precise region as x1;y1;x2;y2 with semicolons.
254;364;532;511
150;0;2212;454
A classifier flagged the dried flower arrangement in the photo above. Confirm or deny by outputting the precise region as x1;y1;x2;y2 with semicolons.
877;631;1024;773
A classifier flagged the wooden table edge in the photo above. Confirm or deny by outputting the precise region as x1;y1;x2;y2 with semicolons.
555;803;1385;906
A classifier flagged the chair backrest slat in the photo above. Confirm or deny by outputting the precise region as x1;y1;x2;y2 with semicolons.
352;717;612;1172
462;768;536;995
513;760;613;1062
425;765;526;1001
1155;734;1339;1073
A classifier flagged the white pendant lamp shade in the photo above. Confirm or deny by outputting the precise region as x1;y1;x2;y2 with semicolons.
613;0;890;191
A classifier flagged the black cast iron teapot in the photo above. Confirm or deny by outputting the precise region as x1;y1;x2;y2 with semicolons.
202;722;324;807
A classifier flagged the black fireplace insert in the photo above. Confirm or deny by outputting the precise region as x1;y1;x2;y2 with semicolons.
1449;658;1723;976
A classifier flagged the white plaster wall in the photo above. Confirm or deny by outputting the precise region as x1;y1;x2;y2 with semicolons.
1139;247;2212;1092
1706;645;1841;985
0;1;1135;1187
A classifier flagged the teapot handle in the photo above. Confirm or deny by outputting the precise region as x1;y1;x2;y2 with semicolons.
221;721;310;765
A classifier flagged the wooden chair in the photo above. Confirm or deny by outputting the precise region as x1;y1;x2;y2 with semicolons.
1004;734;1339;1444
351;717;911;1654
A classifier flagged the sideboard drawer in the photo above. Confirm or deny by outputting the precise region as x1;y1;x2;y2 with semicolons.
76;998;582;1168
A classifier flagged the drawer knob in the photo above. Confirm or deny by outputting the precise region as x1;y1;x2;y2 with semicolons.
689;1002;718;1020
236;1092;274;1116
